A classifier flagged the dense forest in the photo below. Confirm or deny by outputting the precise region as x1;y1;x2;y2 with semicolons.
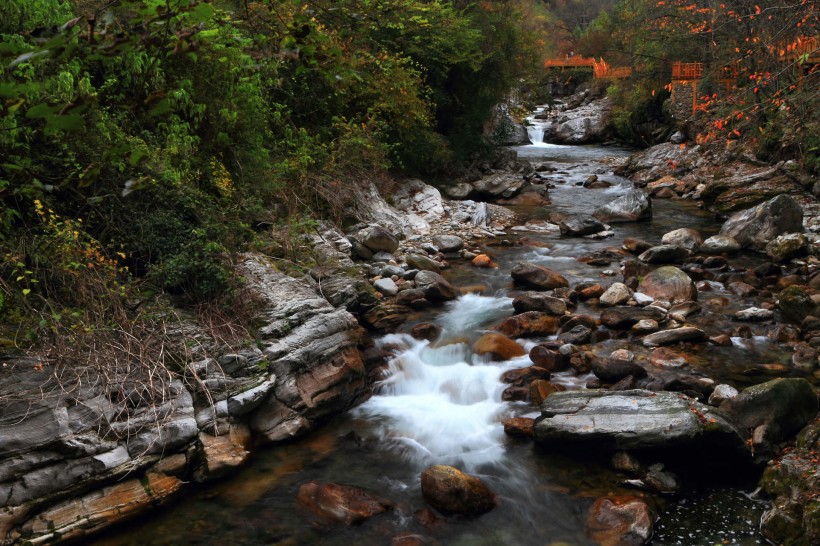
0;0;817;348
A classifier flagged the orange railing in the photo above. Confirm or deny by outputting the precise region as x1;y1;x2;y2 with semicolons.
672;62;704;80
543;56;596;69
544;56;632;79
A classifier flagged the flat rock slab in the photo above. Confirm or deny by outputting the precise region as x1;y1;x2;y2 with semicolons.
535;389;743;451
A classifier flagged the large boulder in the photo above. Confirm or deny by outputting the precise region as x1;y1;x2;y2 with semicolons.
414;271;457;302
766;233;808;262
511;262;569;290
512;292;568;315
420;465;496;516
471;173;526;198
638;266;697;303
558;215;606;236
357;225;400;254
638;245;692;264
719;378;818;455
719;194;804;250
699;235;741;255
593;190;652;223
535;390;744;451
661;228;703;252
472;333;527;361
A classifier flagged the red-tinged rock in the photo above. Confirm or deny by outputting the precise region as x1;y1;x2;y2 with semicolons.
472;254;495;268
649;347;688;369
529;379;565;406
511;262;569;290
493;312;560;338
473;333;527;361
411;322;442;342
501;366;551;386
587;496;653;546
503;417;536;438
296;482;393;526
529;345;567;372
420;465;497;516
502;385;529;402
578;284;605;300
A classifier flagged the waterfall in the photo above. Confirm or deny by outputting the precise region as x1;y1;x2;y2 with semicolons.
526;124;545;145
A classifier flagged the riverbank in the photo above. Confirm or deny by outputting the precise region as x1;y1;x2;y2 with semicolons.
3;100;819;545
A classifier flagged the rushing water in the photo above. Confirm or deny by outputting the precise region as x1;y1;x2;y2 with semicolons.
92;138;787;546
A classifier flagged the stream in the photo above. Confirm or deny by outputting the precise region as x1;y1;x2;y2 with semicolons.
91;134;788;546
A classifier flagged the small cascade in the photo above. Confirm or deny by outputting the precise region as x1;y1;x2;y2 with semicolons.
526;124;545;145
354;294;522;471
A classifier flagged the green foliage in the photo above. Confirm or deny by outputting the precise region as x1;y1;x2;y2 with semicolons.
0;0;536;332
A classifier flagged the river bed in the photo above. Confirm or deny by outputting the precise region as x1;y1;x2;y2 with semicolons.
90;141;787;546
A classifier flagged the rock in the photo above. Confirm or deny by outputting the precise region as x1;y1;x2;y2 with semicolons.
632;319;659;333
373;278;399;297
587;496;654;546
503;417;536;438
643;463;680;494
530;380;566;405
632;292;654;305
577;283;605;300
529;345;568;372
558;325;593;345
405;253;442;273
727;281;757;297
411;323;441;342
600;283;632;307
792;344;818;371
649;347;687;369
13;471;183;545
734;307;774;321
392;179;445;222
642;327;706;347
195;426;251;481
511;262;569;290
432;234;464;253
592;355;647;382
238;255;369;443
472;254;494;268
446;182;473;199
759;416;820;546
638;266;697;303
493;312;560;338
766;233;808;262
670;131;686;144
719;194;804;250
593;190;652;223
363;301;412;331
471;173;526;198
638;245;692;264
501;366;551;386
420;465;496;516
296;482;394;525
720;378;818;454
536;389;743;451
512;293;567;315
473;333;527;361
600;306;666;329
699;235;741;255
661;228;703;252
358;225;400;253
414;271;457;302
558;216;606;236
612;451;645;475
708;384;739;406
623;237;654;254
779;286;816;323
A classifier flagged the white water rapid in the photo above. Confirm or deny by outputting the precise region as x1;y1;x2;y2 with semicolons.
355;294;531;471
